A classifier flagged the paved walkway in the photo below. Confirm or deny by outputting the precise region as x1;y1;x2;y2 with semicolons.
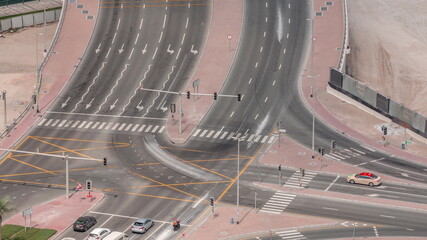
0;0;62;18
4;191;104;239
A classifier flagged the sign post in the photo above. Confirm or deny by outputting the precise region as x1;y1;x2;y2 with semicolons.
23;207;33;232
227;34;232;53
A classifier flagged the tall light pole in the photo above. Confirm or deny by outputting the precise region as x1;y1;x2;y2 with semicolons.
231;135;245;224
2;91;6;131
307;14;317;159
35;32;43;113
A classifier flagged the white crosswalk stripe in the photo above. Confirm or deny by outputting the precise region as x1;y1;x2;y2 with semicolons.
276;229;306;239
283;170;317;188
78;121;87;128
38;118;47;126
85;121;93;129
325;148;367;161
193;129;201;137
58;119;67;127
260;191;296;214
97;122;105;129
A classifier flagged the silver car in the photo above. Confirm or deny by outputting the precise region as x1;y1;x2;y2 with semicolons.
131;218;154;234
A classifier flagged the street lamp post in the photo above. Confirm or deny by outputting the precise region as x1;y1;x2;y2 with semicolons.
2;91;7;131
35;32;43;113
231;135;245;224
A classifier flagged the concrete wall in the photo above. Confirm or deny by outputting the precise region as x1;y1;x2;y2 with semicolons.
0;8;60;32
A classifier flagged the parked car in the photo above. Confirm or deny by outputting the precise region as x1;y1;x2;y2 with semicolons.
88;228;111;240
103;231;128;240
131;218;154;234
347;172;382;186
72;216;97;232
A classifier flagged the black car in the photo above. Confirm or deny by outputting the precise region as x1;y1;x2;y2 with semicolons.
73;216;97;232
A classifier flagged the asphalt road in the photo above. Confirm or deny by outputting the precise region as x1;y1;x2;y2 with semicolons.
1;0;427;239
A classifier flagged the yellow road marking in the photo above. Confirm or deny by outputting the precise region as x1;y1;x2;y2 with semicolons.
9;157;58;176
0;166;103;178
30;136;130;145
128;170;203;201
30;136;95;160
0;178;65;187
0;136;29;166
103;180;232;191
100;189;198;203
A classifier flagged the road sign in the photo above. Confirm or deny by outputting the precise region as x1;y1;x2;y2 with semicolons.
193;79;200;88
23;207;32;217
227;34;232;40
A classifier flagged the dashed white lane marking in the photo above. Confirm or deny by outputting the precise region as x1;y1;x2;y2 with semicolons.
265;17;268;22
260;46;263;52
264;97;268;102
139;18;143;29
264;31;266;37
288;18;290;24
159;31;163;43
322;207;338;211
116;18;121;30
193;129;201;137
128;48;134;60
106;47;111;58
255;62;258;68
248;78;252;84
185;17;189;28
135;33;140;44
272;80;276;86
230;111;234;118
112;32;117;44
254;114;259;120
181;33;186;44
278;64;282;70
288;3;290;8
266;2;268;7
176;48;181;60
283;48;286;54
162;14;167;28
286;33;289;38
152;47;158;59
380;215;396;219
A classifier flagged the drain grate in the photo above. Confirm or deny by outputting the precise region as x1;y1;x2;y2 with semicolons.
87;16;94;20
321;6;328;11
316;12;323;16
326;1;333;6
82;10;89;14
77;4;83;8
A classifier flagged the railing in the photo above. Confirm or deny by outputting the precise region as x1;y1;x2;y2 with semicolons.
0;0;67;140
337;0;349;72
0;0;34;7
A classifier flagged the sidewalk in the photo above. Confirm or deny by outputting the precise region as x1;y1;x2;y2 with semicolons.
4;191;104;239
0;0;62;18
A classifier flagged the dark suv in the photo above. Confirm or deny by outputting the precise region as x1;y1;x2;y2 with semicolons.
73;216;97;232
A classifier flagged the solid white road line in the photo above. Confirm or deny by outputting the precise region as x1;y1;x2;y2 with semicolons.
325;174;340;191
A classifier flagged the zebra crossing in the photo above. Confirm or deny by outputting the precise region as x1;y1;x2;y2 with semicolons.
276;230;306;239
324;147;366;161
259;191;296;214
283;170;317;188
37;118;165;134
191;128;277;144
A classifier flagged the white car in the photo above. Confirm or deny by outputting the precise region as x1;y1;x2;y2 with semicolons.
88;228;111;240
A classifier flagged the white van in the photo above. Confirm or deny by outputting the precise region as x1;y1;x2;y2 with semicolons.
103;231;129;240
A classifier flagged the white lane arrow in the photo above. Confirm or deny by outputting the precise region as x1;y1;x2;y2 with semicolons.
110;99;118;110
86;98;94;109
136;100;144;111
400;172;424;181
95;43;101;54
160;101;168;112
119;44;125;54
190;44;198;55
167;44;174;54
142;44;148;54
61;97;70;108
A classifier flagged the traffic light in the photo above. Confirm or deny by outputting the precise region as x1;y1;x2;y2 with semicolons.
331;140;336;150
187;91;190;99
86;180;92;191
103;157;107;166
383;126;387;135
321;147;325;156
210;196;215;206
278;164;281;171
213;92;217;100
170;104;176;113
237;93;241;101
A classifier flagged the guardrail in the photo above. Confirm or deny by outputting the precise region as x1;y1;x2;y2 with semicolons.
0;0;67;140
337;0;349;72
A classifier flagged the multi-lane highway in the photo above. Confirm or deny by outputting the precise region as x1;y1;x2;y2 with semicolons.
1;0;427;239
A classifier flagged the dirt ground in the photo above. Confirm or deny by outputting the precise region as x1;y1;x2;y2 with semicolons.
346;0;427;116
0;23;57;132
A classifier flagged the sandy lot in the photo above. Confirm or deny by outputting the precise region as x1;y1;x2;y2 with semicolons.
346;0;427;116
0;23;57;132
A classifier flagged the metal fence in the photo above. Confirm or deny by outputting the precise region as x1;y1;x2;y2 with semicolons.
0;0;34;7
329;68;427;138
0;8;61;31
